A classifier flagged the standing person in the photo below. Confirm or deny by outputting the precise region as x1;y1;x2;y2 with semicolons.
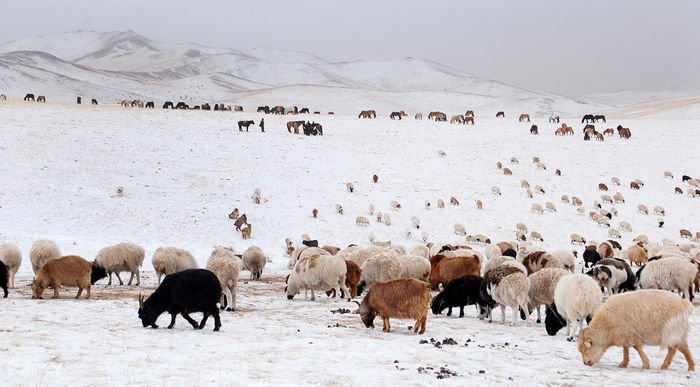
259;118;265;133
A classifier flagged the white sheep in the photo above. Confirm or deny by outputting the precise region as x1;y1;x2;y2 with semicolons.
206;247;240;311
545;202;556;212
516;223;529;234
619;221;632;232
454;223;467;236
653;205;666;216
30;239;61;275
578;290;694;371
389;245;407;256
437;198;445;208
288;246;329;269
382;213;392;226
561;194;570;203
151;246;198;285
344;246;393;268
335;204;344;215
488;271;531;326
485;244;503;261
0;243;22;288
534;185;545;194
527;268;570;323
636;258;696;300
94;242;145;286
358;254;402;294
637;204;649;215
482;255;516;275
346;182;354;192
242;245;267;280
601;194;613;204
408;244;429;259
548;249;576;272
390;200;401;210
530;231;544;242
410;216;420;229
531;203;544;214
521;180;530;189
286;254;349;301
491;186;501;195
551;274;603;339
397;255;431;281
356;216;370;226
368;204;375;215
608;228;622;239
611;177;621;185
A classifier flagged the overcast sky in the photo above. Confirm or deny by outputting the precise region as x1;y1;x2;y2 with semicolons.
1;0;698;96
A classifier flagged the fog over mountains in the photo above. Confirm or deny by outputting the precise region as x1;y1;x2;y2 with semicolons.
2;30;689;115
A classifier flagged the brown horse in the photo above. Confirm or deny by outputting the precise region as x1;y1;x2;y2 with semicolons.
518;113;530;122
238;120;255;131
594;132;604;141
145;101;154;108
549;115;560;123
37;96;46;103
530;125;538;135
603;128;614;136
450;114;464;124
390;112;403;120
594;115;606;123
415;113;423;120
358;110;375;119
287;120;305;134
617;126;631;139
496;111;505;118
465;110;474;117
429;111;447;121
257;106;270;114
464;116;474;125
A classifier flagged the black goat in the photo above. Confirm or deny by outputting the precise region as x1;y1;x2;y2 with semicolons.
138;269;222;331
431;275;482;318
0;262;8;298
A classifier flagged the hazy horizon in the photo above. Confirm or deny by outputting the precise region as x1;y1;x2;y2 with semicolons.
1;0;698;97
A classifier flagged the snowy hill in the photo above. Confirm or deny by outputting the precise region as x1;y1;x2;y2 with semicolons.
0;30;608;115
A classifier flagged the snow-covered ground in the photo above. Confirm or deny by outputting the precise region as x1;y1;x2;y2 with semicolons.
0;99;699;386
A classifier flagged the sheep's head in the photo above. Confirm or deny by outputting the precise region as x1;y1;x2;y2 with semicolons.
359;297;375;328
577;328;605;366
285;277;299;300
31;279;45;299
138;294;159;328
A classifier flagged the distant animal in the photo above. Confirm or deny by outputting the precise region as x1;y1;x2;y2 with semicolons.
346;182;354;193
372;174;379;183
617;125;631;139
163;101;174;109
175;102;188;109
312;208;318;218
76;96;82;104
359;278;431;334
238;120;255;131
91;98;98;105
496;111;505;118
240;223;252;239
519;113;530;122
24;93;35;101
549;115;560;123
390;112;403;120
257;106;270;114
603;128;614;136
233;214;247;231
581;114;595;123
358;110;376;119
464;116;475;125
594;115;606;123
138;269;222;331
530;125;538;135
287;120;305;134
415;113;423;120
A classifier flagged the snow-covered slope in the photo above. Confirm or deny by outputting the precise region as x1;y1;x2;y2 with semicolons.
0;30;609;116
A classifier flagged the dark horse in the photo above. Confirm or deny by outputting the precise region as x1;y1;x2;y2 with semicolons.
496;111;505;118
163;101;174;109
77;96;82;104
257;106;270;114
390;112;402;120
299;107;310;114
530;125;538;135
175;102;188;110
594;115;606;123
145;101;155;108
91;98;98;106
303;121;323;136
581;114;595;123
24;93;35;101
238;120;255;131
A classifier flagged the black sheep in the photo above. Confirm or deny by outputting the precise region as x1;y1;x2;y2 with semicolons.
431;275;482;318
583;245;601;269
0;262;8;298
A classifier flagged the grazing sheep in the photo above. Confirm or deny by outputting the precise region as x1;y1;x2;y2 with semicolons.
383;213;392;226
335;204;343;215
233;214;248;231
545;202;556;212
479;267;531;326
32;255;101;299
359;278;431;334
589;258;636;295
653;206;666;216
619;221;632;232
536;162;546;170
633;234;650;245
608;228;622;239
531;203;544;214
152;247;198;285
570;234;586;245
626;243;648;266
397;255;431;281
664;171;674;179
475;199;483;209
611;177;621;185
530;231;544;242
578;290;695;371
596;217;610;228
549;249;576;272
390;200;401;210
357;254;402;295
437;198;445;208
368;204;375;215
638;204;649;215
571;196;583;206
431;275;482;318
601;194;613;204
242;245;267;280
526;189;533;198
515;230;527;242
680;229;692;239
376;212;383;223
613;192;625;203
503;168;513;175
521;251;568;275
491;186;501;195
636;258;696;301
206;247;241;311
251;189;261;204
511;157;519;164
450;196;460;206
525;268;570;323
546;274;603;339
454;223;467;236
516;223;529;234
497;161;503;169
411;216;420;229
94;242;145;286
286;254;349;301
0;243;22;288
675;187;684;194
534;185;545;195
356;216;370;226
521;180;530;189
346;182;355;192
30;239;61;275
598;183;608;191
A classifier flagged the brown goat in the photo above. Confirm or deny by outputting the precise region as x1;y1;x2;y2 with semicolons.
312;208;318;218
228;208;239;220
519;113;530;122
428;255;480;290
31;255;94;299
503;168;512;175
327;260;362;298
241;224;252;239
372;174;379;183
598;183;608;191
359;278;431;334
680;229;692;239
675;187;684;194
233;214;247;231
630;181;640;190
